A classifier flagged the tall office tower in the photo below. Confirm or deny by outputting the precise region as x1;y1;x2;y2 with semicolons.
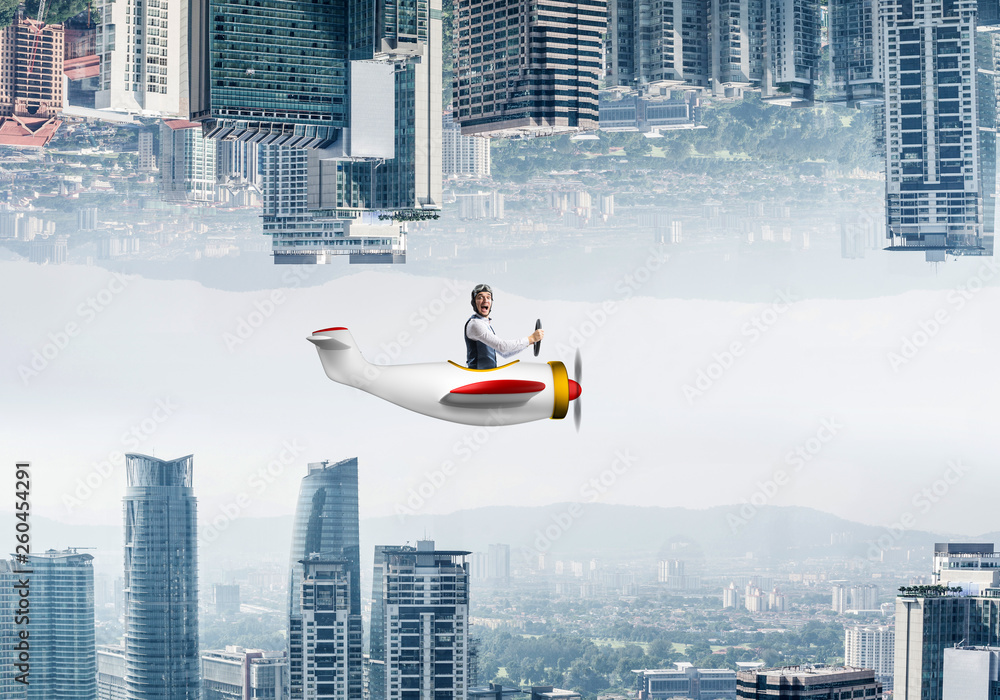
159;119;218;202
882;0;993;259
0;560;22;698
606;0;710;88
453;0;607;136
122;453;200;700
98;644;127;700
0;16;65;118
201;647;288;700
976;25;1000;258
368;541;471;700
895;543;1000;700
194;0;441;263
845;625;894;691
94;0;187;116
288;459;361;700
443;112;491;177
25;549;97;700
190;0;354;148
828;0;884;102
831;583;848;613
736;667;882;698
942;646;1000;698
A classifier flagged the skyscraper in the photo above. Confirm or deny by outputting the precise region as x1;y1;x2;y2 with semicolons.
287;458;361;700
605;0;819;100
454;0;608;136
26;549;97;700
0;560;22;698
190;0;441;262
368;541;471;700
895;543;1000;700
828;0;884;102
122;453;200;700
882;0;995;259
291;556;358;700
606;0;710;89
94;0;187;116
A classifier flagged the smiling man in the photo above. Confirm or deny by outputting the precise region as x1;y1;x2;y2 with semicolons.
464;284;544;369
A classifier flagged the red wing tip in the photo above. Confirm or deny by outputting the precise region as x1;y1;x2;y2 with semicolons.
451;380;546;395
569;380;582;401
313;326;348;334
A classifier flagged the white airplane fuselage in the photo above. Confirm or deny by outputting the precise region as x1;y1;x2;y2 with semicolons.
308;327;580;426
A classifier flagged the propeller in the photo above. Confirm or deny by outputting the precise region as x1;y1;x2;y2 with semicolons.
533;318;542;357
573;348;583;432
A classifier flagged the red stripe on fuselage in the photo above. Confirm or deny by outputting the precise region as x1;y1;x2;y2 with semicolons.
450;380;546;395
313;327;348;334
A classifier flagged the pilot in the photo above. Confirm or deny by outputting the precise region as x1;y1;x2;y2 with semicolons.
465;284;544;369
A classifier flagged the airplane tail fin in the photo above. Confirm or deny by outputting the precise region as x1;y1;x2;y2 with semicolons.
307;327;374;388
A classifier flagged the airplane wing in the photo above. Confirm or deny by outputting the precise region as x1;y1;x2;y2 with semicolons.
440;379;546;408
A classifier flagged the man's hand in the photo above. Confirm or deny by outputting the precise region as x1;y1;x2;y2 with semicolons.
528;329;545;344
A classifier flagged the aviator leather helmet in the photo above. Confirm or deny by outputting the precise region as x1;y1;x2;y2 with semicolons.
471;283;493;312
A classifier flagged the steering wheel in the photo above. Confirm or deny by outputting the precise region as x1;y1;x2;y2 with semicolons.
534;319;542;356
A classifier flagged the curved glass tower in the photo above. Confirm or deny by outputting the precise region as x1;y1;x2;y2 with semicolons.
288;458;361;700
123;453;200;700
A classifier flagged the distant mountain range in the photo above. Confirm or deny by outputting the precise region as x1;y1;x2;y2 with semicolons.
28;503;998;576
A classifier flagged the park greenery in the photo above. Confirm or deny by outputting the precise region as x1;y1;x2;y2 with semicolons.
491;97;881;184
476;619;847;696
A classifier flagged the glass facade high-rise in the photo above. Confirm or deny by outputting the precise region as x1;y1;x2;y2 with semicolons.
189;0;350;146
881;0;997;259
368;541;471;700
895;544;1000;700
454;0;608;136
0;560;22;699
25;549;97;700
122;453;200;700
287;458;361;700
192;0;441;263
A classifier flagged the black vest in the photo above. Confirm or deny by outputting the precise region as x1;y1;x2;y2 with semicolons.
465;315;497;369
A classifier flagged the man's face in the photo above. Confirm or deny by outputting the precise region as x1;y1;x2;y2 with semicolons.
475;292;492;316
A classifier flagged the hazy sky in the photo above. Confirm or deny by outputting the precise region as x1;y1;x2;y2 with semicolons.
3;247;999;537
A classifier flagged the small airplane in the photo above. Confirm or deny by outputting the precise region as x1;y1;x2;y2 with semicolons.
308;326;583;428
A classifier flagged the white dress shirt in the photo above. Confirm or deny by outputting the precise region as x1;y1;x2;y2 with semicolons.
466;315;530;358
